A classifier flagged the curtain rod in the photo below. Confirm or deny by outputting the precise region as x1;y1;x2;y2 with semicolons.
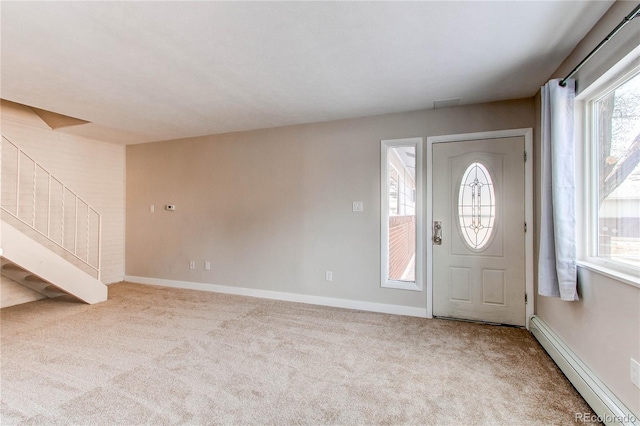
559;3;640;87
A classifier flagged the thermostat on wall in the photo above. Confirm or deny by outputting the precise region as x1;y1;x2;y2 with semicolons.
166;205;176;211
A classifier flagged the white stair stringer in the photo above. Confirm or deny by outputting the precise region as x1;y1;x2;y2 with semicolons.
1;220;107;304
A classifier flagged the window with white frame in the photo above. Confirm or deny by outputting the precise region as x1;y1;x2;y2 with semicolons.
381;138;423;291
586;66;640;274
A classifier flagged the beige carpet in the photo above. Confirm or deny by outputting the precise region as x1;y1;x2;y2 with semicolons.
1;282;596;425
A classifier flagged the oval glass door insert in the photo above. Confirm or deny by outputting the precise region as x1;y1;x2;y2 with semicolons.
458;162;496;250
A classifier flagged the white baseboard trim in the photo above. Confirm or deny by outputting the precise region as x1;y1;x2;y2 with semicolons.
124;275;427;318
105;277;126;285
530;315;638;426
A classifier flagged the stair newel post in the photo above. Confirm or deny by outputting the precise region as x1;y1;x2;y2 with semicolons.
97;214;102;281
73;194;78;258
61;186;65;249
47;172;52;239
15;147;20;217
32;160;37;228
86;205;90;264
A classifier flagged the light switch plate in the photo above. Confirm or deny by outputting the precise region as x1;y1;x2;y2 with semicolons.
352;201;364;212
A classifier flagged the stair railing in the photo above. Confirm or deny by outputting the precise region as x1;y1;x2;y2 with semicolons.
1;136;101;280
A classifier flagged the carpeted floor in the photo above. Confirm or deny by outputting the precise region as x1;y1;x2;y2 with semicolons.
1;282;596;425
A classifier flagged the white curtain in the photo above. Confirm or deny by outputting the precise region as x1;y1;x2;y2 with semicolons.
538;78;578;301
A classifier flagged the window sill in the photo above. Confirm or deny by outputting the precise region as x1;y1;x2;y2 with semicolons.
382;280;422;292
576;260;640;289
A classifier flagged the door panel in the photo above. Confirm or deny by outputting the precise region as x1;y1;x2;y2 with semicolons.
432;137;525;326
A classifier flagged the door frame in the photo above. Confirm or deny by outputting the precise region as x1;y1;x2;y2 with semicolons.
426;128;534;329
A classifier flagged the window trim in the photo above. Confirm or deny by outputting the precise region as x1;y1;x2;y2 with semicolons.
577;58;640;285
380;137;423;291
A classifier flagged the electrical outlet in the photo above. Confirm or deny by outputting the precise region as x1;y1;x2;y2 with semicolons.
205;261;211;271
631;358;640;389
189;260;195;270
149;204;155;213
325;271;333;282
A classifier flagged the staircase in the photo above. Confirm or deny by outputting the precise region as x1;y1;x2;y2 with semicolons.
1;136;107;305
1;260;66;299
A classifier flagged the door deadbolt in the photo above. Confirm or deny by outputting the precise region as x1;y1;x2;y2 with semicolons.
433;221;442;245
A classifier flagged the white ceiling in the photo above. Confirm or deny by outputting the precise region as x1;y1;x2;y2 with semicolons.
1;1;613;145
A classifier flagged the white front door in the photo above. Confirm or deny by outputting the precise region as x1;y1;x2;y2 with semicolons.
432;136;526;326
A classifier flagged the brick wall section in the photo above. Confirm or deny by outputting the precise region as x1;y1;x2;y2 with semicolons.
388;215;415;280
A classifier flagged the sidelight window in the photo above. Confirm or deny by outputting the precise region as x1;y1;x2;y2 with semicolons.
381;138;423;291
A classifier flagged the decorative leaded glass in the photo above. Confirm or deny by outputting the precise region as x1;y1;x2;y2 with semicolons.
458;162;496;250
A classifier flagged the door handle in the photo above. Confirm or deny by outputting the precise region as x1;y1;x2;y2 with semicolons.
433;221;442;245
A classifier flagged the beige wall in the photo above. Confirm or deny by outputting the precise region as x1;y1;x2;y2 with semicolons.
535;1;640;415
1;100;126;285
126;99;534;309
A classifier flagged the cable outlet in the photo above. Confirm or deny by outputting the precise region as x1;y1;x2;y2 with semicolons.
325;271;333;282
189;260;195;270
631;358;640;389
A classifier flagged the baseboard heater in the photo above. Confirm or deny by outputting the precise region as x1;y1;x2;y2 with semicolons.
530;315;637;426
